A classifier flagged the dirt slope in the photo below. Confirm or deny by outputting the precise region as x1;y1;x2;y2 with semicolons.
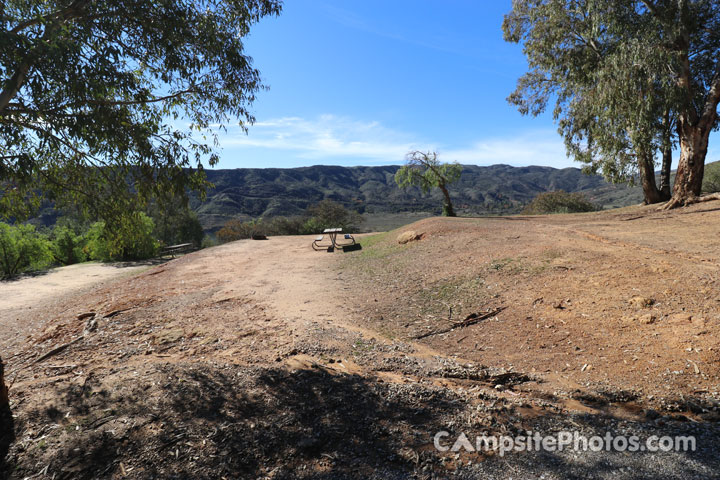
2;205;720;479
344;203;720;408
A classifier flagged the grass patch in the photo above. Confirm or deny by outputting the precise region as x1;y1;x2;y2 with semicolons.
415;275;487;317
358;231;391;250
489;257;528;274
345;231;405;264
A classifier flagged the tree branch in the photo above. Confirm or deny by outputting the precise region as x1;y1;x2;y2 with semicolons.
83;89;197;107
9;0;91;34
640;0;658;17
0;0;92;113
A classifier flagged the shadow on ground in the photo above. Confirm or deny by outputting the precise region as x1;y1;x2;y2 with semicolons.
0;269;52;283
7;363;466;479
5;363;720;479
110;257;171;268
0;403;14;480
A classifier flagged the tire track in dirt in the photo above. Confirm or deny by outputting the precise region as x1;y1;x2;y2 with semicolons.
550;225;719;266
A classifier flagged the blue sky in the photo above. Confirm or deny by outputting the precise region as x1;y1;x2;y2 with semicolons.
214;0;716;170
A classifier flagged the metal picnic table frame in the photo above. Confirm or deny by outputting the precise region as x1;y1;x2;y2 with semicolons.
312;228;356;251
160;242;193;258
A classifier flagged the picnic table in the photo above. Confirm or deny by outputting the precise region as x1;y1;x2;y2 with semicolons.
312;228;357;251
160;243;193;257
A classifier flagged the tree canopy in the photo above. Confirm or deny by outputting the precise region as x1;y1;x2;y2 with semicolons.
395;151;462;217
0;0;282;223
504;0;720;207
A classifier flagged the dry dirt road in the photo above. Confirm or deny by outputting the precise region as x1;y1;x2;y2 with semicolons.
2;206;720;479
0;262;152;356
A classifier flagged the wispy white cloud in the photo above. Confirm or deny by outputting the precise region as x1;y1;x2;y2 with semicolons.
221;114;428;163
442;131;573;168
220;114;573;168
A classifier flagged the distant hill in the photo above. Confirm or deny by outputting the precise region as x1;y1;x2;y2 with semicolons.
193;164;642;231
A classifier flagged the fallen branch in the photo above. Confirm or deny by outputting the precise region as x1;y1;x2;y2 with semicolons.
33;336;84;364
103;308;132;318
414;307;506;340
88;414;116;429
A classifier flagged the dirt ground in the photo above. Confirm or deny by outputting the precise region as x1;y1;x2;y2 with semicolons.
0;262;153;356
346;203;720;410
2;204;720;479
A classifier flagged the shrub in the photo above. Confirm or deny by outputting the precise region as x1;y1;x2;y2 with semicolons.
702;161;720;193
84;222;111;261
51;225;88;265
0;223;54;278
522;190;598;215
215;200;364;243
148;200;205;248
266;216;305;236
201;235;218;249
85;213;159;261
217;218;266;243
302;199;363;233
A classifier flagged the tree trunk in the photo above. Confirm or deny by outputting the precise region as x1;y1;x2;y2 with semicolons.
638;152;664;204
659;145;672;199
659;111;673;200
0;356;7;407
439;184;456;217
662;25;720;209
665;122;711;208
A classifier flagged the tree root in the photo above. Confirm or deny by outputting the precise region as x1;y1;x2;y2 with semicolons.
660;197;683;210
659;193;720;210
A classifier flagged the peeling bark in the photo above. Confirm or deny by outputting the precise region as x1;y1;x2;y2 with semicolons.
664;122;711;209
661;8;720;210
638;151;666;204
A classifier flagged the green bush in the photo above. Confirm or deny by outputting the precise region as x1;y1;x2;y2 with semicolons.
85;213;159;261
300;217;326;235
215;200;365;243
303;199;363;232
0;223;54;278
522;190;598;215
201;234;218;249
702;161;720;193
84;222;111;261
266;216;305;236
148;200;205;248
51;225;88;265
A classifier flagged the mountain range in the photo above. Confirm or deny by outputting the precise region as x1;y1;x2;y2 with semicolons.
192;164;643;231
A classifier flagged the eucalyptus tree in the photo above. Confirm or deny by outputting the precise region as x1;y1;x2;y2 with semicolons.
395;150;462;217
0;0;282;223
558;20;678;204
504;0;720;207
653;0;720;207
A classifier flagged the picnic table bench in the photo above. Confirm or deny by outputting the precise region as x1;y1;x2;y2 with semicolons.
312;228;357;251
160;243;194;257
